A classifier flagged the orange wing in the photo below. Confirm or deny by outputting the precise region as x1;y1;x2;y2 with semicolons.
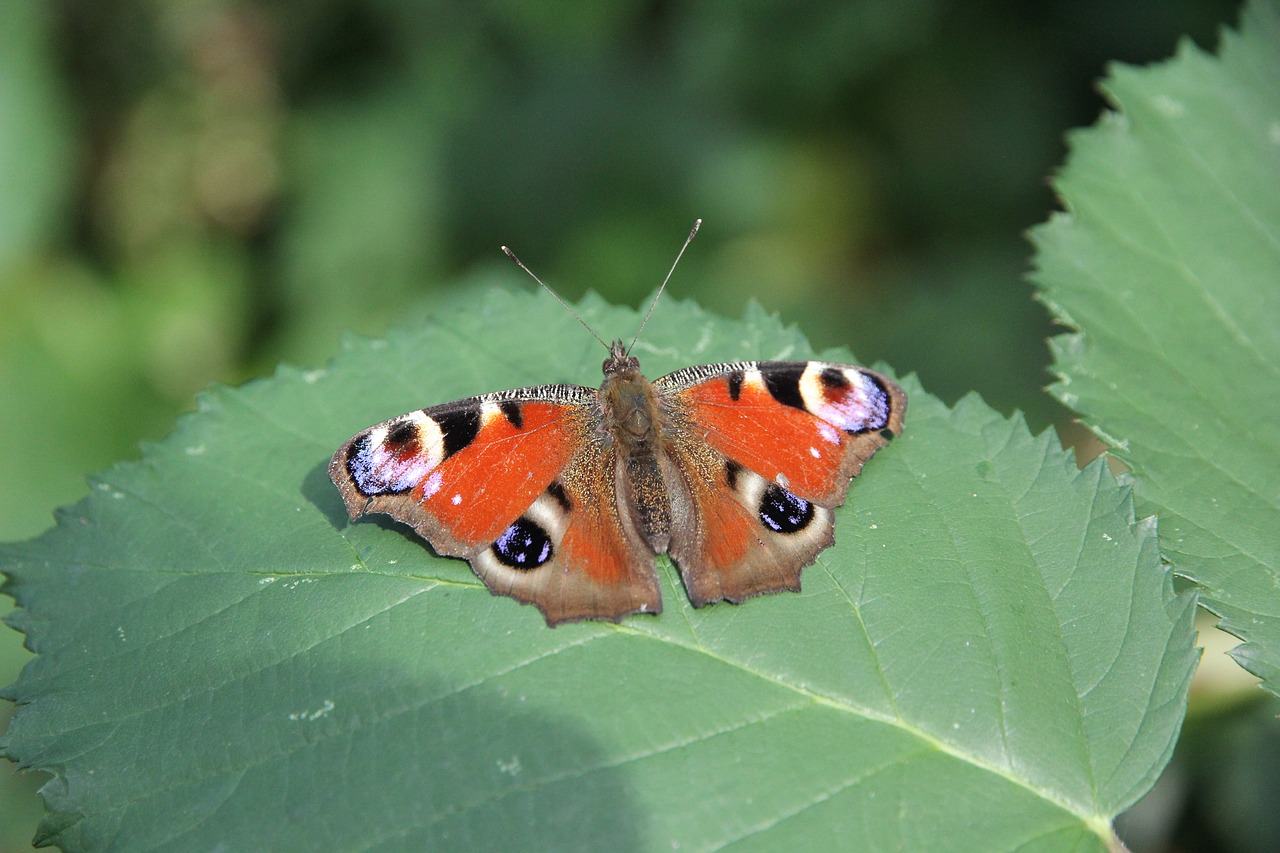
656;360;905;605
659;360;905;504
329;384;661;625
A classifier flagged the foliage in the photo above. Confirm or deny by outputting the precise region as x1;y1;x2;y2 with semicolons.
2;292;1194;851
1032;0;1280;695
0;0;1264;850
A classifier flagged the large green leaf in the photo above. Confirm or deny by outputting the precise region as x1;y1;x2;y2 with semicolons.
2;291;1194;851
1031;1;1280;693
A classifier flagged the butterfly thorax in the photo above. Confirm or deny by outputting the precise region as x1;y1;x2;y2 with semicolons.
599;341;673;553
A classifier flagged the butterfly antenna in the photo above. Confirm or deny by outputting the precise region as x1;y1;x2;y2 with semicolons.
628;218;701;355
501;245;610;351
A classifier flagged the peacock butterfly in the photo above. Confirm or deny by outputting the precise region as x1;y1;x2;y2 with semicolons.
329;222;906;626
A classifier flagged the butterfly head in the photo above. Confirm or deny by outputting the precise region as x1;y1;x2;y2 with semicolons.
603;339;641;378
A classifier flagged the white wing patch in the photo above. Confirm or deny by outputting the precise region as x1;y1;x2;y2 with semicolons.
798;364;890;432
348;412;446;495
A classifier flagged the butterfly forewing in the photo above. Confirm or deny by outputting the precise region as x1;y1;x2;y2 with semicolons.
331;386;590;554
657;360;905;504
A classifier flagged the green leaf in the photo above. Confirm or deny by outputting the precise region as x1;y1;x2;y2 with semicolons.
2;291;1194;851
1030;2;1280;693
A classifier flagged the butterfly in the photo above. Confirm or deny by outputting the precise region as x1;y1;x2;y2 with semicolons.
329;224;906;626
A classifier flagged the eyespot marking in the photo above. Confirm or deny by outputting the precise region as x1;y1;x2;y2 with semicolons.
759;484;814;534
491;517;554;569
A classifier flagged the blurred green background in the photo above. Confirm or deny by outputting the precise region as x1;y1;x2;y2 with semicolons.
4;2;1274;852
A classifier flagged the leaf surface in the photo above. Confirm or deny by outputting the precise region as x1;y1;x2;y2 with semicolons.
1031;1;1280;692
2;291;1194;851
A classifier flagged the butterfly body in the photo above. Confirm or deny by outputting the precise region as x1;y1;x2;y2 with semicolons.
330;339;905;626
597;343;673;554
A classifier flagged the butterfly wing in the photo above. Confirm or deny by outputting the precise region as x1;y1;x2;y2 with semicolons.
329;385;662;625
655;360;905;605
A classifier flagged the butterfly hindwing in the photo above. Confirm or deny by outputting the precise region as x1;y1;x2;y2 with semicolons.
660;443;838;606
470;443;662;625
329;384;662;625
